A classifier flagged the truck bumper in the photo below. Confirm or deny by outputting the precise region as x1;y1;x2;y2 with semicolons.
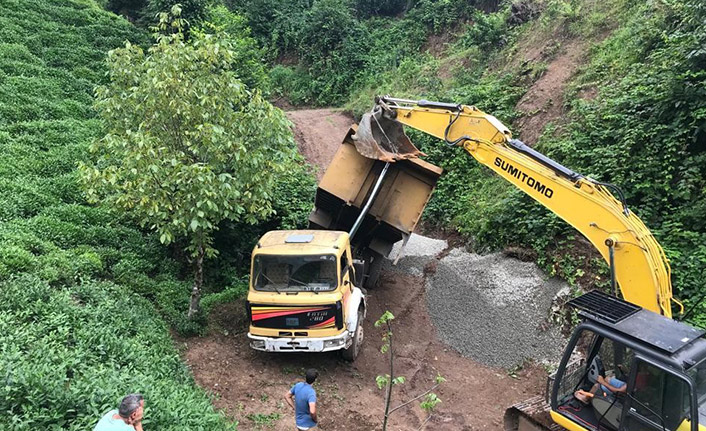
247;331;352;353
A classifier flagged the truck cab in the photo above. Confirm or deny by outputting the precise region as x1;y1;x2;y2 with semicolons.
246;230;366;360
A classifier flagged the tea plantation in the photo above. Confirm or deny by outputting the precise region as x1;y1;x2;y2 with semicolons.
0;1;235;429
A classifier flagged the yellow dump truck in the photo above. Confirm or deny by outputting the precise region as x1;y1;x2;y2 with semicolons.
246;127;441;360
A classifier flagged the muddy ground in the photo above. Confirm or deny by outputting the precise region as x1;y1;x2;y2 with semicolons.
179;109;549;430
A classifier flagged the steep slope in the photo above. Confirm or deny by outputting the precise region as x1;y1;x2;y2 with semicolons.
0;1;234;429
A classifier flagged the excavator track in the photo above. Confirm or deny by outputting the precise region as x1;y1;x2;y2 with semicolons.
504;396;563;431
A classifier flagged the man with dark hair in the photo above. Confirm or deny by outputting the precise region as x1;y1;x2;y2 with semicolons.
93;393;145;431
285;369;319;430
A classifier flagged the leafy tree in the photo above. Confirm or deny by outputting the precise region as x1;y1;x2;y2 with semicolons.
80;7;297;318
228;0;311;55
199;4;269;91
146;0;213;26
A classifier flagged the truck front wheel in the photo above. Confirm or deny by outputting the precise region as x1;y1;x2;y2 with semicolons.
341;309;364;361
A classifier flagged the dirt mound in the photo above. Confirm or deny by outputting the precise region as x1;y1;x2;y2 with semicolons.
514;39;586;145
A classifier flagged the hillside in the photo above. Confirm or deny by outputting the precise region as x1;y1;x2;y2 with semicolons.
0;1;235;429
2;0;705;429
233;0;706;322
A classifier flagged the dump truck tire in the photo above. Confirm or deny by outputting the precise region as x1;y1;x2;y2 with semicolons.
342;309;364;361
364;252;383;289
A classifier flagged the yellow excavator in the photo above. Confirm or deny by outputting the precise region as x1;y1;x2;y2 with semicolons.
356;96;706;431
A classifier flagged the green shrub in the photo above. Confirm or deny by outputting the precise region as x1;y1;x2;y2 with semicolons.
146;0;213;25
354;0;407;18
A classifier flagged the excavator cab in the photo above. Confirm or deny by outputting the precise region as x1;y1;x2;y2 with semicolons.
548;291;706;431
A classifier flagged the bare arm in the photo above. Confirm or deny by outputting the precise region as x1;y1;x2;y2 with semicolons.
309;402;317;423
285;391;295;410
598;376;627;394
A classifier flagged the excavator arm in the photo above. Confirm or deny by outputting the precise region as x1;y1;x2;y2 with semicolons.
358;96;679;317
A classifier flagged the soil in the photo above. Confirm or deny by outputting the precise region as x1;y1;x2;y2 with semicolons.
179;110;550;431
285;109;355;180
512;22;615;145
182;271;547;431
514;39;585;145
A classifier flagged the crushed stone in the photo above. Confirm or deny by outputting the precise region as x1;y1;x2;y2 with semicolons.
425;248;567;368
390;233;448;258
384;233;568;369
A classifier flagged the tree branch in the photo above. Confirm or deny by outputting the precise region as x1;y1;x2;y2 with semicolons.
417;414;432;431
388;382;441;415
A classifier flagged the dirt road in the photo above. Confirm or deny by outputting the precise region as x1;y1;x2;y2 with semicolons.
181;109;548;430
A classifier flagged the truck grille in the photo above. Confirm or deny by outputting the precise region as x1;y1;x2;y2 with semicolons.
249;303;341;330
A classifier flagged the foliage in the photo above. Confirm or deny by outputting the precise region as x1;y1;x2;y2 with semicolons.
414;0;706;323
254;0;706;324
0;275;234;431
199;4;269;91
80;8;299;317
246;412;281;429
105;0;148;18
231;0;481;105
0;0;255;428
459;9;508;52
145;0;213;25
354;0;407;18
227;0;310;57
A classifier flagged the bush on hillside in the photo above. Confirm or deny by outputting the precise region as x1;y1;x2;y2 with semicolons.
354;0;407;18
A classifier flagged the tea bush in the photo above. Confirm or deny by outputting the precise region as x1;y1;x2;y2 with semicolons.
0;275;233;431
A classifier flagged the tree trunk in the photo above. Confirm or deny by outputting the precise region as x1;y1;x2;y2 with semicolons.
187;243;204;319
382;323;393;431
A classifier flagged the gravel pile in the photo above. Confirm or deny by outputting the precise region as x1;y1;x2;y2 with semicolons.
385;234;448;277
426;248;567;368
382;233;567;368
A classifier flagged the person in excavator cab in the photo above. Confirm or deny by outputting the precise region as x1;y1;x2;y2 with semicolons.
574;364;627;404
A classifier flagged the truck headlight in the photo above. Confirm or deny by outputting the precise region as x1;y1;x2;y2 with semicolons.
251;340;266;349
324;339;343;348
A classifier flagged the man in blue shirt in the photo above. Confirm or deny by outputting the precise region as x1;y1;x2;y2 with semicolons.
93;393;145;431
285;369;318;430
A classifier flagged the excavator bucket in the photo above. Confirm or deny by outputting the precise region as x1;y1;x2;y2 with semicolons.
352;106;424;162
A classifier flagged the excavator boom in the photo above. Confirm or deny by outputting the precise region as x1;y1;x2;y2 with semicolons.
359;96;677;317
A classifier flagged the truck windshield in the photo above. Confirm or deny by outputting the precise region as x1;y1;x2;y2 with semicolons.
253;254;338;292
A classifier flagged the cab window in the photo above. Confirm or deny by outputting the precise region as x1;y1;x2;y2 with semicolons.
625;360;692;431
